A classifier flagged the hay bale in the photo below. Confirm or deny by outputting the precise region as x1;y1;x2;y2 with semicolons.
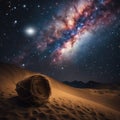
16;75;51;105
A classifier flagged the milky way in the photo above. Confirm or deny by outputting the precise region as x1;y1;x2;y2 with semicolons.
13;0;119;65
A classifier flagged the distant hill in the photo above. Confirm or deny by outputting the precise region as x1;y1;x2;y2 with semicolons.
63;80;120;89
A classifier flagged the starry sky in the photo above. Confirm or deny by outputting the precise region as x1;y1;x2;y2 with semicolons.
0;0;120;83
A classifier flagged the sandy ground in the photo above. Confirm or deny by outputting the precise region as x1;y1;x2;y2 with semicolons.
0;63;120;120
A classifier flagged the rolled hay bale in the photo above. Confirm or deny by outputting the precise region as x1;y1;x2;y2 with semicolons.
16;75;51;105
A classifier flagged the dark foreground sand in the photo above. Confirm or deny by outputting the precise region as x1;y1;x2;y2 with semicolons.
0;63;120;120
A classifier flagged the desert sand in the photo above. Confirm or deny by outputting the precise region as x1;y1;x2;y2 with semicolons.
0;63;120;120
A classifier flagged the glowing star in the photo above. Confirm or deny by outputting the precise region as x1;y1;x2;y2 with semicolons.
21;63;25;67
25;27;36;36
14;20;17;24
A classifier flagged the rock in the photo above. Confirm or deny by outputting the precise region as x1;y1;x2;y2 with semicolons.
16;75;51;106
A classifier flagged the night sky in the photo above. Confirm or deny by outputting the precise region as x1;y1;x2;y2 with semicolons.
0;0;120;83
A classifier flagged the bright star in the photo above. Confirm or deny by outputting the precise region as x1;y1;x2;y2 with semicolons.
25;27;36;36
21;63;25;67
14;20;17;24
23;4;26;8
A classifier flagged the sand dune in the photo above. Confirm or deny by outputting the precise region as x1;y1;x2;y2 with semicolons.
0;63;120;120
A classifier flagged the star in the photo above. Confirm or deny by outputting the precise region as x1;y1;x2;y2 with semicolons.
21;63;25;67
13;6;17;10
5;13;9;16
24;27;36;36
61;67;64;70
23;4;26;8
37;5;40;8
14;20;18;24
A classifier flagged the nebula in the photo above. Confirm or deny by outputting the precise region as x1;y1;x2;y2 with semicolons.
13;0;119;64
35;0;118;63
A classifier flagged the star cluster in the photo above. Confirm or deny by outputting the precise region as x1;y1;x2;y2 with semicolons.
0;0;120;83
